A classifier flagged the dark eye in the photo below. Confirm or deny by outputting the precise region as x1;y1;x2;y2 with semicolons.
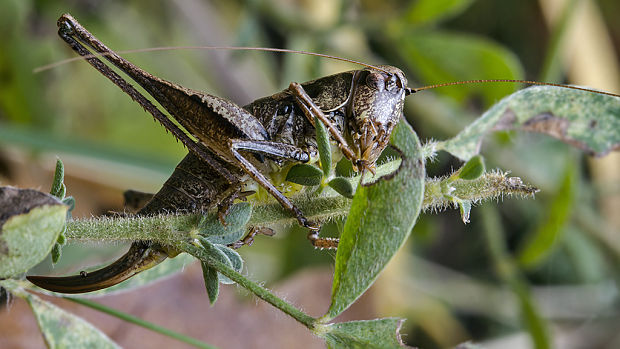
366;72;384;91
386;75;397;91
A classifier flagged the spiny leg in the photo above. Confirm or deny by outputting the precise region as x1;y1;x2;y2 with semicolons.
229;227;275;249
288;82;362;171
229;139;337;249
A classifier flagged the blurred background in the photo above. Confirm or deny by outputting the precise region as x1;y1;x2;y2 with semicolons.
1;0;619;348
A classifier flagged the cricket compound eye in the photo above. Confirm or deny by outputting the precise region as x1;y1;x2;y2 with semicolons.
366;72;385;91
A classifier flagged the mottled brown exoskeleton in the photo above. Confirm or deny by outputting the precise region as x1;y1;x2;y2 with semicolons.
27;14;410;293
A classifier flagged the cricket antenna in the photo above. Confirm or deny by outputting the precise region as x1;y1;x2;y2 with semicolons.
408;79;620;98
34;46;390;74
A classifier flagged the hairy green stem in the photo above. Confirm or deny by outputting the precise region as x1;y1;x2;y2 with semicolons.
64;165;535;245
181;242;316;329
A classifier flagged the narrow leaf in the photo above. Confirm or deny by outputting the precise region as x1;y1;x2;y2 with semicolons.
50;158;65;199
198;237;235;304
286;164;323;186
0;187;67;278
328;177;355;199
201;262;220;305
314;114;333;177
458;200;472;224
214;245;243;284
321;318;405;349
438;86;620;160
51;243;62;264
326;121;425;319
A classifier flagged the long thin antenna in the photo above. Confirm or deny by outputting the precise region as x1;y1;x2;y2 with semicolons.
34;46;389;74
410;79;620;98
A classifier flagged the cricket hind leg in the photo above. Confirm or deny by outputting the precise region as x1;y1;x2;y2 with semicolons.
26;241;168;294
229;139;338;249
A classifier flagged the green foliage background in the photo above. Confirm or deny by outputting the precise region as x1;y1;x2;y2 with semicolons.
1;0;619;348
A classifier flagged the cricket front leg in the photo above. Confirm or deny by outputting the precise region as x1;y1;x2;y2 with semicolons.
229;139;338;249
288;82;364;172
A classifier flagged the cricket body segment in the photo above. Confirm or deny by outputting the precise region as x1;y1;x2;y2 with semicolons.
27;14;407;293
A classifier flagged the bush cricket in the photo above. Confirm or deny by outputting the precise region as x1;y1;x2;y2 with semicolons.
26;14;620;294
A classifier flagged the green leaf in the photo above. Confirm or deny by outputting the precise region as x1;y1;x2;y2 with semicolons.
51;243;62;264
286;163;324;186
458;199;472;224
50;158;66;199
197;203;251;245
406;0;475;25
325;121;425;319
315;114;333;177
321;318;405;349
328;177;355;199
197;237;236;304
456;155;485;180
201;262;220;305
214;244;243;284
1;280;119;348
438;86;620;161
0;187;67;278
399;31;523;106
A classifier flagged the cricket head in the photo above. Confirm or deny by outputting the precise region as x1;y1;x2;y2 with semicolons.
349;65;408;175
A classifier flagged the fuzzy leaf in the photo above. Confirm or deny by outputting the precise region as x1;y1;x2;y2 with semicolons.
201;262;220;305
315;114;333;177
214;244;243;284
321;318;405;349
456;155;485;180
51;243;62;264
197;203;251;245
458;200;472;224
1;280;119;348
198;237;236;304
328;177;355;199
438;86;620;160
286;163;324;186
50;158;65;199
326;121;424;319
0;187;67;278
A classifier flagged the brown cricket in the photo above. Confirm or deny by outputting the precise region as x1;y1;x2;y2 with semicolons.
27;14;409;293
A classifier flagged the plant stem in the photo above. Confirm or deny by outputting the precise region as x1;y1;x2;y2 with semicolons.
65;297;215;349
181;242;317;329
